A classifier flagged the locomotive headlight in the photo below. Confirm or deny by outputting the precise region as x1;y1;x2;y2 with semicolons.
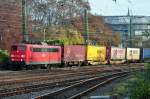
21;55;25;58
11;54;14;57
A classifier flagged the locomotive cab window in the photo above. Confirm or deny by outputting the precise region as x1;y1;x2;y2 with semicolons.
11;46;17;51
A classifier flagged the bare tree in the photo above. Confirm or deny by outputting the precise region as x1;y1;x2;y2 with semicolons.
28;0;90;28
143;30;150;39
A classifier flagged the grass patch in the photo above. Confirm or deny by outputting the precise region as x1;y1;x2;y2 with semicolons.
128;63;150;99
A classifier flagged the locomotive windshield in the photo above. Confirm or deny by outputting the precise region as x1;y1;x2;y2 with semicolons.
18;45;26;51
11;46;17;51
11;45;26;51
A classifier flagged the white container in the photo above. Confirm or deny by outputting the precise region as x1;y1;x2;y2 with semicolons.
126;48;140;60
111;47;126;60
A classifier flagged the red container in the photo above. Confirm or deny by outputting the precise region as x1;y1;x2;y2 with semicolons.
63;45;85;64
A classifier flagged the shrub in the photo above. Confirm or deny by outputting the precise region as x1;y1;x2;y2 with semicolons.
128;63;150;99
0;49;9;63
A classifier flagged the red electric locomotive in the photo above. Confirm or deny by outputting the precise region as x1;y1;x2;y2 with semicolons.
10;44;61;69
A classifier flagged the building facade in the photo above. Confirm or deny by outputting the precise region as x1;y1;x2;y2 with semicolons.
103;16;150;47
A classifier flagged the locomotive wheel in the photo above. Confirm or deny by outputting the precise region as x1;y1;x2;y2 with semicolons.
25;65;33;70
11;65;21;71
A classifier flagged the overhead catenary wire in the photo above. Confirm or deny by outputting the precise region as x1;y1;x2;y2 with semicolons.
112;0;133;47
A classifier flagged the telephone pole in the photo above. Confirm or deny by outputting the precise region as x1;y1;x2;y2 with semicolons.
128;8;132;47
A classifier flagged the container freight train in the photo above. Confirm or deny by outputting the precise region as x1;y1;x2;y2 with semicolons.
10;44;150;69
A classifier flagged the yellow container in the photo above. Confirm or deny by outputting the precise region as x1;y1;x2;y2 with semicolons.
86;45;106;65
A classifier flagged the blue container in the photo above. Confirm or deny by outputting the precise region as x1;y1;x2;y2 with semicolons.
142;48;150;62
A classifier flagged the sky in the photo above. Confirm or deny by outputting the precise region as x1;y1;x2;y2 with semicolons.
89;0;150;16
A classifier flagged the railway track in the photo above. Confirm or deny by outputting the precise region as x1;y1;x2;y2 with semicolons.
0;65;131;86
0;63;143;79
33;71;132;99
0;66;139;88
0;69;141;98
0;64;143;98
0;75;95;97
0;70;123;98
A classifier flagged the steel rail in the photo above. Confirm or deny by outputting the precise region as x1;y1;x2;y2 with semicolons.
0;66;142;98
0;66;128;87
68;74;128;99
0;75;96;97
34;71;131;99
